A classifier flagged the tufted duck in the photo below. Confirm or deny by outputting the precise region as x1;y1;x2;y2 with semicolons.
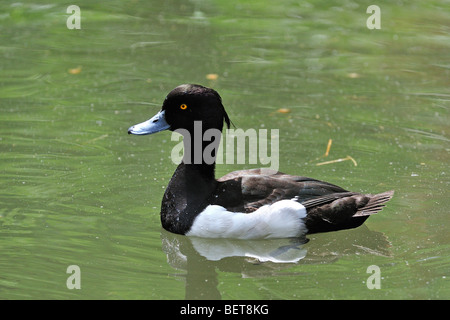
128;84;394;239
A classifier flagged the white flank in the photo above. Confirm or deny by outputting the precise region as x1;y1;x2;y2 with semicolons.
186;200;307;239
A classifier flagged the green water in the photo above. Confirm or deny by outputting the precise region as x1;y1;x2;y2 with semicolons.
1;0;449;300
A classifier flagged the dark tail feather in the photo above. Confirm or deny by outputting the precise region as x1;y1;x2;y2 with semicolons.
353;190;395;217
304;190;394;234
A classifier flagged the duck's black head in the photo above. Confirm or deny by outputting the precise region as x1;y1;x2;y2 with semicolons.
128;84;231;136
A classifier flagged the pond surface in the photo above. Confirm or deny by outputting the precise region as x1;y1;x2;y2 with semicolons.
1;0;449;299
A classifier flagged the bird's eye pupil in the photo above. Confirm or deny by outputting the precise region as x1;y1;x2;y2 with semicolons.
180;104;187;110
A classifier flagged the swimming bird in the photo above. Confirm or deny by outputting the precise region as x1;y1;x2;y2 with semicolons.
128;84;393;239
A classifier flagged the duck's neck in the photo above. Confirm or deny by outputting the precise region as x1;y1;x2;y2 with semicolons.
160;131;221;234
179;125;222;179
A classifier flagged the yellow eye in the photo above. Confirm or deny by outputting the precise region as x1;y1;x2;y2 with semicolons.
180;104;187;110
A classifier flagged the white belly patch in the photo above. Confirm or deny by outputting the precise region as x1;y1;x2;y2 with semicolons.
186;200;307;239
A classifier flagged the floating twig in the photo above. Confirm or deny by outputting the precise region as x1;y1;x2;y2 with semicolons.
316;155;358;167
324;138;332;157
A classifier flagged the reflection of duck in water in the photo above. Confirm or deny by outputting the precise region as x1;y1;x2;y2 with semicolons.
160;227;391;299
188;236;308;263
129;84;394;239
161;226;391;266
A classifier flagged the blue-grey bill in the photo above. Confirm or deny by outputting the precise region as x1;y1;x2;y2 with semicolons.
128;110;170;135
